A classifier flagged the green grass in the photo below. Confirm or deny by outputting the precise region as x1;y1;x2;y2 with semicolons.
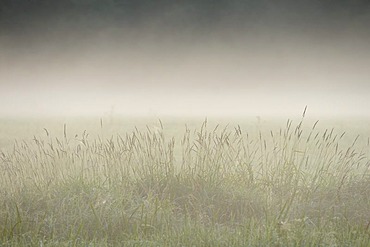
0;116;369;246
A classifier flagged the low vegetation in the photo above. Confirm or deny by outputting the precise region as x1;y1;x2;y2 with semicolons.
0;115;369;246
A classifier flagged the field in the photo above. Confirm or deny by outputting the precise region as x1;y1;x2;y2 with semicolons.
0;115;370;246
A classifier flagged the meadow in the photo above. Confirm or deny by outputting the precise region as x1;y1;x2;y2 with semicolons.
0;114;369;246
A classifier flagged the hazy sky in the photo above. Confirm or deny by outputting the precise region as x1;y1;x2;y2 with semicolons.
1;1;370;117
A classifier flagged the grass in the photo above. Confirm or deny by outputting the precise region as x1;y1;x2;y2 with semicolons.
0;115;369;246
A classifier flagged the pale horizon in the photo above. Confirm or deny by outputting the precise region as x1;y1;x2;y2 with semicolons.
1;1;369;118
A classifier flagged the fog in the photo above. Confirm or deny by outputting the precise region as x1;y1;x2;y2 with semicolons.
1;1;370;118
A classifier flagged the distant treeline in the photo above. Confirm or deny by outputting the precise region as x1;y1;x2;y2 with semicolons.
1;0;370;31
